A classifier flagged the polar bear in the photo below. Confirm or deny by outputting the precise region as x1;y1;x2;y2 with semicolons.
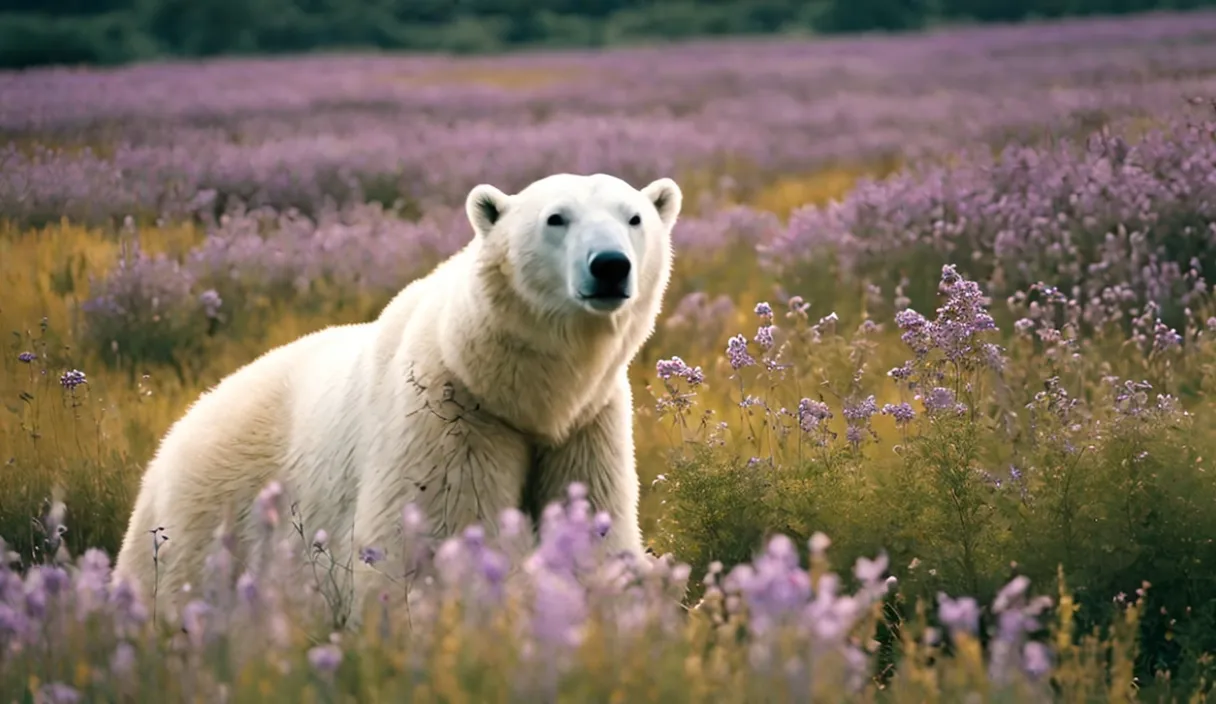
111;172;682;625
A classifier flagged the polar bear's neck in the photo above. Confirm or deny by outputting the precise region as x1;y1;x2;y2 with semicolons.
433;253;649;444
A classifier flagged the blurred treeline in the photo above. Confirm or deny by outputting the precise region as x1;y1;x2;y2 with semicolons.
2;0;1215;69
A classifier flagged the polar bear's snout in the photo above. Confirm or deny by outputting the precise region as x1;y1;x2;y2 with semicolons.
573;221;637;313
588;250;631;292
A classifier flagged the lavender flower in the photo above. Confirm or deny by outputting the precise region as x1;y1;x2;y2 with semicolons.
110;641;137;677
254;481;284;528
754;324;775;351
852;553;889;590
17;351;35;363
308;643;343;676
592;512;612;538
937;593;981;635
655;356;704;386
37;683;80;704
845;426;864;446
236;571;259;605
842;395;878;422
59;369;86;390
1023;641;1052;679
359;547;386;566
726;335;755;370
895;309;932;355
796;398;832;433
199;289;223;319
880;402;916;424
922;387;967;415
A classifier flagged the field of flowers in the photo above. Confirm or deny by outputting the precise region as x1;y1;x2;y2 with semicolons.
5;9;1216;702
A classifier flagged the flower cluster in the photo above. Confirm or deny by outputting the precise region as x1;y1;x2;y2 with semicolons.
883;265;1005;419
0;479;1060;700
5;12;1216;228
773;115;1216;331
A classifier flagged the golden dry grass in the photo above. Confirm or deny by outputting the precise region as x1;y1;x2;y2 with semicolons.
380;64;595;90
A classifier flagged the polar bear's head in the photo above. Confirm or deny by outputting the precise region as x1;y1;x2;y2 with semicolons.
465;173;682;319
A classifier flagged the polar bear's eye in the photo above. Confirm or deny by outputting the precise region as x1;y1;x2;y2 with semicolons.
546;213;566;227
628;214;642;227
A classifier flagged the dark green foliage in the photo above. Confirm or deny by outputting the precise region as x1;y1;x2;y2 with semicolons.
6;0;1216;68
0;12;155;68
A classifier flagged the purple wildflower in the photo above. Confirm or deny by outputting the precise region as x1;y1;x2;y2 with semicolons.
254;481;284;528
592;512;612;538
59;369;86;390
181;600;211;648
38;683;80;704
199;289;223;319
845;426;864;446
1153;321;1182;350
937;592;981;635
655;356;704;386
17;351;35;363
726;334;755;370
359;546;386;565
724;535;810;637
479;549;510;587
108;576;148;630
528;568;587;650
895;309;932;355
1023;641;1052;679
880;402;915;424
922;387;966;415
796;398;831;433
110;641;137;677
842;395;878;422
853;553;889;590
308;643;343;676
754;324;775;350
236;571;258;605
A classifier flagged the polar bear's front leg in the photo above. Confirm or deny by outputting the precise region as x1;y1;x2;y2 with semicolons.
346;398;533;629
532;377;645;557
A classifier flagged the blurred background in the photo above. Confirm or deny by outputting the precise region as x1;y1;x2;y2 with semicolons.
6;0;1216;69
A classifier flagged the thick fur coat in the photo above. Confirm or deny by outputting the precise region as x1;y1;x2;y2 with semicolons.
111;173;682;624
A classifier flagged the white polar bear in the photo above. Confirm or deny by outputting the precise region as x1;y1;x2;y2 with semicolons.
111;172;682;625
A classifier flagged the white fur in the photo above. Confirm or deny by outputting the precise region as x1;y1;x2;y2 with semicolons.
111;173;682;625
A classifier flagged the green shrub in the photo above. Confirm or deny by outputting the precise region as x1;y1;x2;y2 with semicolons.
649;264;1216;686
0;12;155;68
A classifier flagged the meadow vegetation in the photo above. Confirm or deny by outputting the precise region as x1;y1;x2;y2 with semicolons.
4;11;1216;702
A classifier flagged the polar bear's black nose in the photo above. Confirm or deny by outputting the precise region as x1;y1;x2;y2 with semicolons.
589;251;632;287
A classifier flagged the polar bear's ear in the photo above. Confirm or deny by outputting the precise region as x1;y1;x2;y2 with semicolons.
642;178;683;229
466;184;509;238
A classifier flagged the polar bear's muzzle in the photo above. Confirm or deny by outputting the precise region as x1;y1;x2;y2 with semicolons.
579;248;633;312
589;250;631;291
577;246;635;314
